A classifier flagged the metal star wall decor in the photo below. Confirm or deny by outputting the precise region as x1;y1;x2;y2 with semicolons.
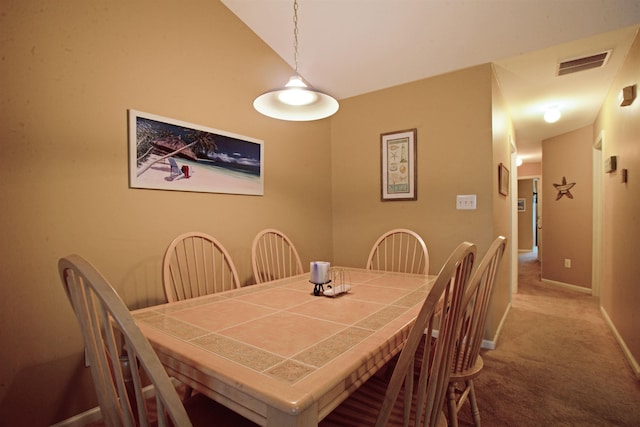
553;176;576;200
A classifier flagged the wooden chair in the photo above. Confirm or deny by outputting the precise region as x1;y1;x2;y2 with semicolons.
163;232;240;303
251;228;303;284
58;254;257;427
447;236;507;427
366;228;429;275
320;242;476;427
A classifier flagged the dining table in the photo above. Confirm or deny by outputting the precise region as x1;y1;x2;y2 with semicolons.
132;267;436;427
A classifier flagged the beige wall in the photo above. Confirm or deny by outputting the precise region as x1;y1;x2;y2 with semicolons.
541;126;593;288
331;65;495;271
489;73;514;342
518;162;542;177
518;179;535;250
330;64;513;347
594;30;640;375
1;1;516;424
0;1;335;424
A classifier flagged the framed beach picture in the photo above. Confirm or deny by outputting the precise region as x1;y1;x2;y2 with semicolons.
381;129;417;201
129;110;264;196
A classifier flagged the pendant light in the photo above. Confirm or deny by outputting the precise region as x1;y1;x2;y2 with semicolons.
253;0;339;121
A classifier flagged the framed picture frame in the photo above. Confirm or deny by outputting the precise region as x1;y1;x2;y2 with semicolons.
381;129;417;201
498;163;509;196
129;110;264;196
518;198;526;211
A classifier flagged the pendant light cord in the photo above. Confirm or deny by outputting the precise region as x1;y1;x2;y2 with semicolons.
293;0;299;74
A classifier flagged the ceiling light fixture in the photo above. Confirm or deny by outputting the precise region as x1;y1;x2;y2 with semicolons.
544;106;561;123
253;0;338;121
516;156;523;167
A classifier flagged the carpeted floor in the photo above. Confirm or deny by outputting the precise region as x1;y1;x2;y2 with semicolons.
455;250;640;426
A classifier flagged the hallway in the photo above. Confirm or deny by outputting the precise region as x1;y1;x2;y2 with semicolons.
456;251;640;426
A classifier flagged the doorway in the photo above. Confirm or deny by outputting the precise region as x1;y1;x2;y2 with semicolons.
533;178;541;255
517;176;542;256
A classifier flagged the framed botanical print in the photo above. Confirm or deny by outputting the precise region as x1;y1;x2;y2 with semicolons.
381;129;417;201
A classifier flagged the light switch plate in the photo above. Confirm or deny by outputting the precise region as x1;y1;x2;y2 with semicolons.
456;194;477;210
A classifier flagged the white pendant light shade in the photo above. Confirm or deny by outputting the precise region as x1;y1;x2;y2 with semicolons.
254;75;339;121
253;0;339;121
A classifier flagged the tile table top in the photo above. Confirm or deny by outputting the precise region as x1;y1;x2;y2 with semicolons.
133;268;434;426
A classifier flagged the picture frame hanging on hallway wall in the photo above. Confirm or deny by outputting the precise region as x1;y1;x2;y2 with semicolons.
498;163;509;196
128;110;264;196
518;198;526;211
380;129;417;201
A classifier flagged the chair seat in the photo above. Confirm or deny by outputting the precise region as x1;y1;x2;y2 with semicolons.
450;354;484;382
320;372;448;427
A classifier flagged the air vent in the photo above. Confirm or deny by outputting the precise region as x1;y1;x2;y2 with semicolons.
557;50;611;76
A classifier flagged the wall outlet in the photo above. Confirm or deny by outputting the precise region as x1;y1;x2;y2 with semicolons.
456;194;477;210
564;258;571;268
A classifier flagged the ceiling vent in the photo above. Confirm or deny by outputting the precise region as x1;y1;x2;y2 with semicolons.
557;50;611;76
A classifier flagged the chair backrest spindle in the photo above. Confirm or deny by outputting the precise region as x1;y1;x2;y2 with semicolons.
445;236;507;427
252;228;303;284
163;232;240;302
453;236;507;374
366;228;429;275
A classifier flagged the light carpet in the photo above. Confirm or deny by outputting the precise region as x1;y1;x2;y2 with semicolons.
454;251;640;426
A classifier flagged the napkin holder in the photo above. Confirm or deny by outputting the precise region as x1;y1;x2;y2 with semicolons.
323;269;351;297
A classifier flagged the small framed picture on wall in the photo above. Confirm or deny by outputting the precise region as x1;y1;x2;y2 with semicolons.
380;129;417;201
498;163;509;196
518;198;526;211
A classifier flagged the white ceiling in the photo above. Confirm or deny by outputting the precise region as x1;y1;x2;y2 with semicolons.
221;0;640;164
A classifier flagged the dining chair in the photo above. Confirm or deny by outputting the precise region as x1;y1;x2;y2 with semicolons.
366;228;429;275
447;236;507;427
58;254;258;427
320;241;476;427
162;231;240;303
251;228;303;284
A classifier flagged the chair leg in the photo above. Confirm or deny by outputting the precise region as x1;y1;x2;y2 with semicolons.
118;351;139;417
447;383;459;427
467;380;481;427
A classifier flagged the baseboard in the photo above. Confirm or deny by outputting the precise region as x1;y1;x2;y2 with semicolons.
482;301;512;350
541;278;592;294
50;407;102;427
481;338;495;350
600;306;640;380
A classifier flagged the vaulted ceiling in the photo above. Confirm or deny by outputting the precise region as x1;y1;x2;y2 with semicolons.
222;0;640;164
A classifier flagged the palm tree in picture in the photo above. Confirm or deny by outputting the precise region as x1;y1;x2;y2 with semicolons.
136;129;217;178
